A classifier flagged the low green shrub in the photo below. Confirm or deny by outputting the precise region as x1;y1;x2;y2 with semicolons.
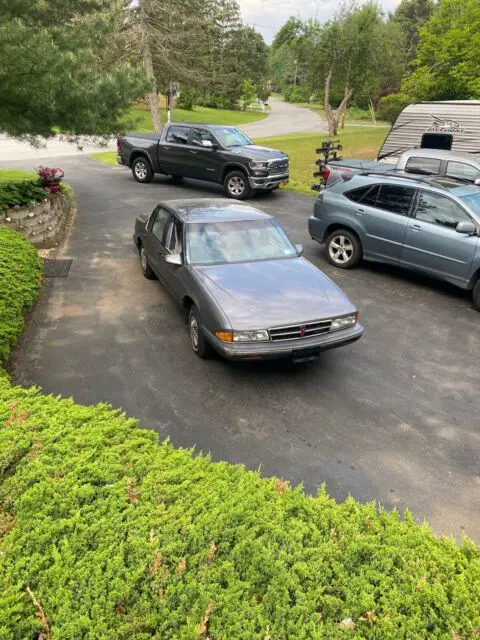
0;180;48;211
284;86;312;103
0;230;478;639
377;93;412;124
0;229;43;365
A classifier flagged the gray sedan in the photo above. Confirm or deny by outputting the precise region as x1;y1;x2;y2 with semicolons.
134;199;363;361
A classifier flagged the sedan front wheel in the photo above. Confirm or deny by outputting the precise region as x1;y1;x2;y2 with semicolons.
189;306;212;358
325;229;362;269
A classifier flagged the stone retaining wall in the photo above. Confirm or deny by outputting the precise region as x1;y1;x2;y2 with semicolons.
0;193;71;245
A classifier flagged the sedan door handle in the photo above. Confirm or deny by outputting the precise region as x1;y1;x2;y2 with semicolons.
410;224;422;231
355;208;366;215
189;150;198;155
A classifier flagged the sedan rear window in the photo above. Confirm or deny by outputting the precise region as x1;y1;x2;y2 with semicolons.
186;220;297;265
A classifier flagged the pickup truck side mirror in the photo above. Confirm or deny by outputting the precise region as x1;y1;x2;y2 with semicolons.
456;221;476;235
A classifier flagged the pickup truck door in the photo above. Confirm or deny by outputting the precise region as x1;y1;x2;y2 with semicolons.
187;128;225;182
349;183;413;261
159;125;194;177
400;190;478;284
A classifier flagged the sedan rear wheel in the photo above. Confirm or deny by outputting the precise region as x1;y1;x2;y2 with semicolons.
325;229;362;269
189;306;212;358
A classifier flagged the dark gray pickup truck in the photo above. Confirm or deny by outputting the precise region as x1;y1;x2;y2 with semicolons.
117;123;289;199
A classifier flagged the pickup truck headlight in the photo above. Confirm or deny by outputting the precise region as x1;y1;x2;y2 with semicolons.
249;161;269;171
215;330;270;342
330;314;358;331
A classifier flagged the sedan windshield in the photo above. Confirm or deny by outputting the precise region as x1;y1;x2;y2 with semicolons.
461;193;480;217
212;126;252;147
187;220;298;266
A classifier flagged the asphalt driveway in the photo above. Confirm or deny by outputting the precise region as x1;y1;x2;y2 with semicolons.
8;157;480;540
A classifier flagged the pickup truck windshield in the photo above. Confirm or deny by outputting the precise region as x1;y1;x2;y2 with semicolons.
461;193;480;217
212;126;252;147
187;220;297;265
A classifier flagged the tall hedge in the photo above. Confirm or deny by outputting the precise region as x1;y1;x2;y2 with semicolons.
0;228;43;365
0;230;479;639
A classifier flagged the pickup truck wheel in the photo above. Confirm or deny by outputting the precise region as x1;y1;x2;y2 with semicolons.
472;279;480;311
325;229;362;269
132;158;153;183
139;245;156;279
188;306;212;358
224;170;250;200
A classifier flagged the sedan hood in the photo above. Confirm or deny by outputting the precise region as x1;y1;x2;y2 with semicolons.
194;258;356;330
229;145;287;162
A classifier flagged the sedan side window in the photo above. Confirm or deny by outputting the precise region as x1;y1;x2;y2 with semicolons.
415;192;471;229
151;209;172;244
165;125;189;144
166;220;183;253
376;185;415;216
192;128;216;147
446;161;480;183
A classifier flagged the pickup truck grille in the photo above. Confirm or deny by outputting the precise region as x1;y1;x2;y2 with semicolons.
269;319;332;341
269;158;289;173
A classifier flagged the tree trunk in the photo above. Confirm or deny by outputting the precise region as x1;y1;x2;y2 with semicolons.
324;66;338;136
340;85;349;129
139;0;162;133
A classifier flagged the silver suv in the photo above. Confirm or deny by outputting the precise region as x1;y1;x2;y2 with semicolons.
308;173;480;310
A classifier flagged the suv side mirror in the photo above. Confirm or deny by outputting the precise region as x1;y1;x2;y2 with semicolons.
295;243;304;255
456;221;476;235
165;253;183;266
201;140;214;149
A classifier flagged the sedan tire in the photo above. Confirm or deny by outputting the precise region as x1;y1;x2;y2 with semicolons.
139;244;156;279
472;279;480;311
224;170;251;200
132;157;154;183
325;229;362;269
189;306;212;359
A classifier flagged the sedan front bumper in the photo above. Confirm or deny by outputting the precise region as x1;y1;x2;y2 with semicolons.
203;324;363;361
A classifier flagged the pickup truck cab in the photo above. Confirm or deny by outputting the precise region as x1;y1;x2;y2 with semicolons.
117;124;289;199
326;149;480;188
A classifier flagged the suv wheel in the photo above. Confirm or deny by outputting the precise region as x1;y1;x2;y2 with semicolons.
472;279;480;311
132;157;153;183
188;306;212;358
325;229;362;269
224;170;250;200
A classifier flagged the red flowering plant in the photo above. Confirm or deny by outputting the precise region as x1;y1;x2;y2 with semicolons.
36;166;65;194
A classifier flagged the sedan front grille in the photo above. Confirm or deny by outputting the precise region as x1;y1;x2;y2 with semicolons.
269;159;289;173
269;319;332;341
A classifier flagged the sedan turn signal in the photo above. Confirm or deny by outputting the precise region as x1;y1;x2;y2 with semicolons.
215;331;233;343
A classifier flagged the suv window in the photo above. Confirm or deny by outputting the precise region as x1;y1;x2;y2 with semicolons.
150;208;172;244
446;161;480;183
192;128;216;147
405;156;441;175
376;184;415;215
415;191;471;229
166;125;190;145
345;185;380;206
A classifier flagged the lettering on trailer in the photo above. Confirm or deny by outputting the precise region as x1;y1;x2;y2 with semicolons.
427;115;465;133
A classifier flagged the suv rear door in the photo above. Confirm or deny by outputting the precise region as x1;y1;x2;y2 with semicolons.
346;183;414;261
400;189;478;284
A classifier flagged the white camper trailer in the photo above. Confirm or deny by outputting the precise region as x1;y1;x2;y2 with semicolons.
377;100;480;160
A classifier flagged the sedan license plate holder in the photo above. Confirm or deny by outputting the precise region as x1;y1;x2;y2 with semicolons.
292;348;321;363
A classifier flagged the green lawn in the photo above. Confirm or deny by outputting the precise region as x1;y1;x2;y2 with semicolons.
125;106;266;133
91;126;389;196
0;169;36;184
301;103;390;128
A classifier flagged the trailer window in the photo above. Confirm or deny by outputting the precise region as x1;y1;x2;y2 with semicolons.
421;133;452;151
405;157;441;176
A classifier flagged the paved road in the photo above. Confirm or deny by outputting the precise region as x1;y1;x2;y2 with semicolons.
241;97;327;138
0;133;116;162
6;156;480;541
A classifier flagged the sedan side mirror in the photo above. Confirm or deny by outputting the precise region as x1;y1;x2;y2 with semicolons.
456;221;476;235
295;243;304;255
165;253;183;266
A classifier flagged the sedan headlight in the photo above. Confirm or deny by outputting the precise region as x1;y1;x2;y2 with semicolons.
215;330;269;342
330;314;358;331
249;160;268;171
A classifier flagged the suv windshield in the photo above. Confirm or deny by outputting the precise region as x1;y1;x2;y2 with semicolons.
187;220;297;266
212;126;252;147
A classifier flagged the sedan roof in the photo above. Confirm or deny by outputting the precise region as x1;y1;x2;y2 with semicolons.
159;198;273;223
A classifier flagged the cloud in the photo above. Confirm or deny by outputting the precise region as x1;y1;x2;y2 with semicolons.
237;0;403;44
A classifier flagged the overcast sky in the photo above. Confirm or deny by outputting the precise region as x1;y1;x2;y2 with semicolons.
237;0;403;44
